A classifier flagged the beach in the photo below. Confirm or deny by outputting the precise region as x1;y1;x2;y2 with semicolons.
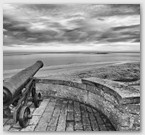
3;61;140;85
3;52;140;83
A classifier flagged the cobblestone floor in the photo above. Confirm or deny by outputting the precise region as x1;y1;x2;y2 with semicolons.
3;97;116;131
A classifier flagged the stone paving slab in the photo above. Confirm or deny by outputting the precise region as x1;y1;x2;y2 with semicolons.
3;97;115;131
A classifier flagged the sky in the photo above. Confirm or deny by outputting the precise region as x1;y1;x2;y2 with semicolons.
3;4;140;52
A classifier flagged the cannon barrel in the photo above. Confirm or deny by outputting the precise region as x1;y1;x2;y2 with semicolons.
3;61;43;106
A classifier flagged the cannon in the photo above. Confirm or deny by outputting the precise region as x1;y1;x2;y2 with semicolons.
3;61;44;128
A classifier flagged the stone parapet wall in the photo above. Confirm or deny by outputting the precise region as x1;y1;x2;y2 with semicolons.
35;78;140;131
82;78;140;131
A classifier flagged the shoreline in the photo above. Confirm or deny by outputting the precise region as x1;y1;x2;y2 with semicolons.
3;51;140;56
3;61;140;82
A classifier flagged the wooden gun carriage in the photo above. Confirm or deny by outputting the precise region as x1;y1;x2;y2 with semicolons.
3;61;43;128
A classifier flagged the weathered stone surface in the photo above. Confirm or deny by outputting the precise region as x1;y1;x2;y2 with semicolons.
74;121;83;130
9;122;22;131
36;79;86;91
74;114;81;122
4;97;115;131
82;78;140;104
74;101;81;114
67;112;74;121
21;116;41;131
33;99;49;116
3;119;14;131
120;104;140;115
3;118;9;126
89;114;99;131
68;100;74;112
83;125;92;131
46;126;56;131
4;125;11;131
66;122;74;131
56;101;67;131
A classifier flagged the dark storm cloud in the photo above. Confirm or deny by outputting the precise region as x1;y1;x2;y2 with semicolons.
90;4;140;19
110;4;140;14
3;14;61;44
3;4;140;48
98;24;140;43
112;24;140;31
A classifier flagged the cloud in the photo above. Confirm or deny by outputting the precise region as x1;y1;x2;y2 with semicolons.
3;4;140;51
98;24;140;43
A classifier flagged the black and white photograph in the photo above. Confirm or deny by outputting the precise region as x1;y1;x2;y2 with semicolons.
3;3;140;131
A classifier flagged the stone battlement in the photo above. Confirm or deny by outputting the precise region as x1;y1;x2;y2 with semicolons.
35;78;140;131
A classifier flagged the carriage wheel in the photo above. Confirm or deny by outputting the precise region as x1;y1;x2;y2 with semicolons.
18;106;32;128
33;93;42;108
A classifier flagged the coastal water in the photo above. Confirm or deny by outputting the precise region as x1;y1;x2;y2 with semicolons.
3;52;140;72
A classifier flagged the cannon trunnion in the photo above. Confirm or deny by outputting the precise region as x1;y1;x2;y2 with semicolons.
3;61;43;128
